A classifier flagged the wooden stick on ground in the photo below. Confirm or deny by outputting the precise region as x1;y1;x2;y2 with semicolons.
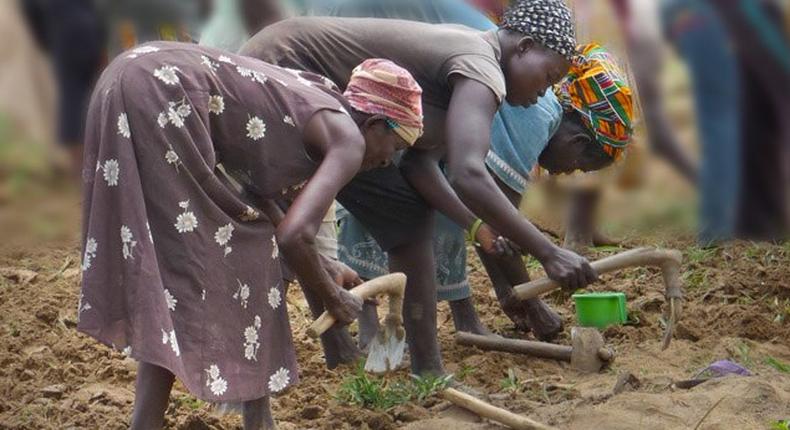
440;388;556;430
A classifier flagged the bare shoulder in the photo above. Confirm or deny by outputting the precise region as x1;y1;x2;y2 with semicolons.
303;110;365;157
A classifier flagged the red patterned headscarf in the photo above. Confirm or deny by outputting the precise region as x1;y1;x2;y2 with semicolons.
343;59;424;146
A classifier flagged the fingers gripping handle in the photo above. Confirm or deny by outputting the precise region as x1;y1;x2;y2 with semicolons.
513;248;683;300
307;273;407;338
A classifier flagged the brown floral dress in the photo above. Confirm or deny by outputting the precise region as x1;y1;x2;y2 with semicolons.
78;42;350;402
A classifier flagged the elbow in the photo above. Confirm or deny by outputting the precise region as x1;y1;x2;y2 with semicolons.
447;163;487;197
275;225;315;257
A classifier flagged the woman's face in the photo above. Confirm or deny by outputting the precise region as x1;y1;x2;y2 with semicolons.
360;119;409;171
504;38;570;107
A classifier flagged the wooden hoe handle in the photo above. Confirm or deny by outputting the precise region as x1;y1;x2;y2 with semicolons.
514;247;683;300
307;273;406;338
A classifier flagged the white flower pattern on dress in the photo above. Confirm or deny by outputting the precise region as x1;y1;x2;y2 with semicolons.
146;222;154;243
82;237;97;272
164;289;177;311
218;55;235;65
268;368;290;393
157;112;169;128
174;200;198;233
205;365;228;396
122;346;132;356
283;115;295;127
268;287;282;309
208;95;225;115
242;315;262;361
176;103;191;118
77;292;92;315
165;148;180;168
252;71;268;85
201;55;219;74
161;328;180;356
246;116;266;141
102;159;120;186
133;46;160;54
207;366;228;396
117;113;131;138
271;236;279;259
239;206;260;222
154;65;180;85
120;225;137;260
236;66;253;78
233;279;250;309
214;223;234;256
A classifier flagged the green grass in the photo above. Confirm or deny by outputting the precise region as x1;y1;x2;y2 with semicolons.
765;356;790;374
174;395;205;410
500;369;520;393
682;269;709;291
770;420;790;430
410;374;454;403
455;364;476;381
336;363;453;410
591;245;625;253
736;343;755;369
685;246;717;265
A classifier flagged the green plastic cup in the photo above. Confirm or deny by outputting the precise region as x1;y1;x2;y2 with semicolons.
572;292;628;329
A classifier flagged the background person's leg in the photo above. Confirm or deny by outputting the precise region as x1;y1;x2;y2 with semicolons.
387;225;445;376
662;0;742;245
242;396;276;430
130;362;175;430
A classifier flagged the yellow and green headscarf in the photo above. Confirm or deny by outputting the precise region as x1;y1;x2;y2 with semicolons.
555;43;634;160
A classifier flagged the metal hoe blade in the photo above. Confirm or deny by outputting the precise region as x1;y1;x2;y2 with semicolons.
364;316;406;373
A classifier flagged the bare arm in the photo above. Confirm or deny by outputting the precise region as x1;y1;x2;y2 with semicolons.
444;78;555;260
276;110;364;323
241;0;285;36
400;146;477;229
400;145;517;255
444;78;597;290
627;35;697;183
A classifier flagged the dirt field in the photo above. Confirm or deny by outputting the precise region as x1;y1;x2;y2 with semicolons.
0;171;789;430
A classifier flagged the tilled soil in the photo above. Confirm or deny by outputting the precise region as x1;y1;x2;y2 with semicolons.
1;190;789;429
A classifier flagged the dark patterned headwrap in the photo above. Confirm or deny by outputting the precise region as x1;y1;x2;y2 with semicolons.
500;0;577;61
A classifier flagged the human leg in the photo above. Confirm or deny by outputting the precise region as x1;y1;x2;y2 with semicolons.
130;362;176;430
242;396;276;430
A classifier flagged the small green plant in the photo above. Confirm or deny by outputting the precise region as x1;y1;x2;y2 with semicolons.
737;343;754;369
175;395;204;410
456;364;476;381
765;356;790;373
770;420;789;430
336;364;410;410
500;369;520;393
410;374;453;403
336;363;453;410
682;270;708;290
686;246;716;264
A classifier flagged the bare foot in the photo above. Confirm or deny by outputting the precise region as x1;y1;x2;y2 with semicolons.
501;296;563;341
448;298;492;336
593;231;621;247
320;326;363;369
